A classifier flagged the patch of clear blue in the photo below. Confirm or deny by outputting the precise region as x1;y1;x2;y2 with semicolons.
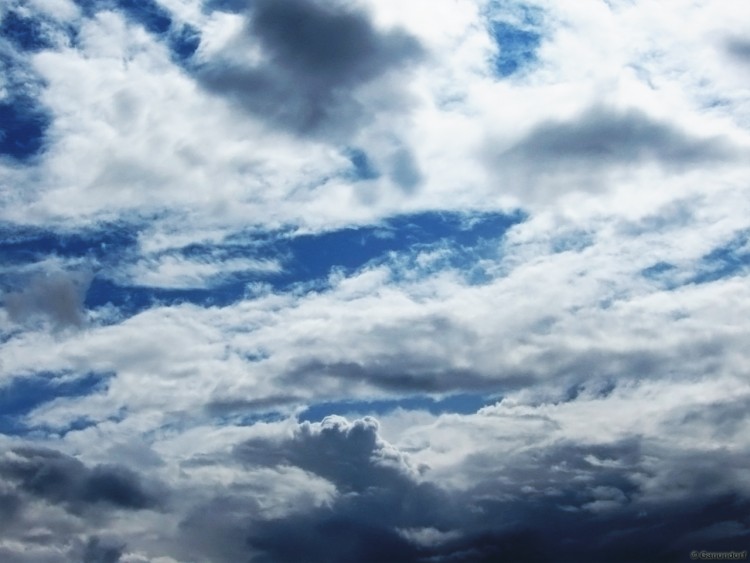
84;278;250;313
71;0;198;63
0;372;110;435
72;0;172;34
345;148;380;180
691;232;750;284
3;211;525;317
274;210;526;285
0;97;49;160
642;261;677;280
490;21;541;77
117;0;172;34
169;24;200;62
0;222;138;266
298;393;496;422
0;10;53;52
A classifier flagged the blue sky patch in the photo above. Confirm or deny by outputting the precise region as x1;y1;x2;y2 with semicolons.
486;2;544;78
73;0;171;34
262;210;525;288
490;21;541;77
71;0;198;63
1;9;53;52
169;24;201;62
0;222;138;267
641;261;677;285
0;96;49;161
2;211;524;318
117;0;172;35
0;51;51;161
84;278;248;312
690;232;750;284
0;372;109;435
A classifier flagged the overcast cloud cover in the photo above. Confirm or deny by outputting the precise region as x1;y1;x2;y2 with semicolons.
1;0;750;561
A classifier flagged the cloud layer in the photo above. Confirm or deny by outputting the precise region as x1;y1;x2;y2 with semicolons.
2;0;750;561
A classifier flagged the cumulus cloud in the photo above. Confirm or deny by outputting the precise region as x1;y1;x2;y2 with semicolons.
0;447;163;512
195;0;424;138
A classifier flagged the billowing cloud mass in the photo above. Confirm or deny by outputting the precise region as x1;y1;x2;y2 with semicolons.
1;0;750;561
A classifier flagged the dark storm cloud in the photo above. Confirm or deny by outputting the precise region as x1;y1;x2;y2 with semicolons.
196;0;423;137
0;489;22;530
231;422;750;563
247;511;423;563
489;106;735;188
230;416;454;563
0;447;162;512
235;416;420;492
2;269;92;329
179;417;450;562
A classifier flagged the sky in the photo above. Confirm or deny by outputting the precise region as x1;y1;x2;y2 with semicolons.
1;0;750;561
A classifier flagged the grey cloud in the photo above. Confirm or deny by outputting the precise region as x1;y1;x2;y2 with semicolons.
389;146;423;192
3;416;745;563
235;416;420;492
506;106;733;166
280;313;510;394
671;395;750;440
3;269;92;328
726;38;750;63
0;447;162;513
82;537;125;563
204;394;299;417
486;105;736;200
196;0;423;137
0;490;22;531
233;416;454;563
201;420;750;562
284;358;502;393
247;511;424;563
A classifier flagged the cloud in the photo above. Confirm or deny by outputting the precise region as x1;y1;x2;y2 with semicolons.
121;253;282;289
201;416;450;563
2;269;92;328
235;415;421;490
484;105;739;203
175;408;750;562
195;0;423;138
82;536;125;563
2;0;750;560
506;105;733;166
726;38;750;64
0;446;163;512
